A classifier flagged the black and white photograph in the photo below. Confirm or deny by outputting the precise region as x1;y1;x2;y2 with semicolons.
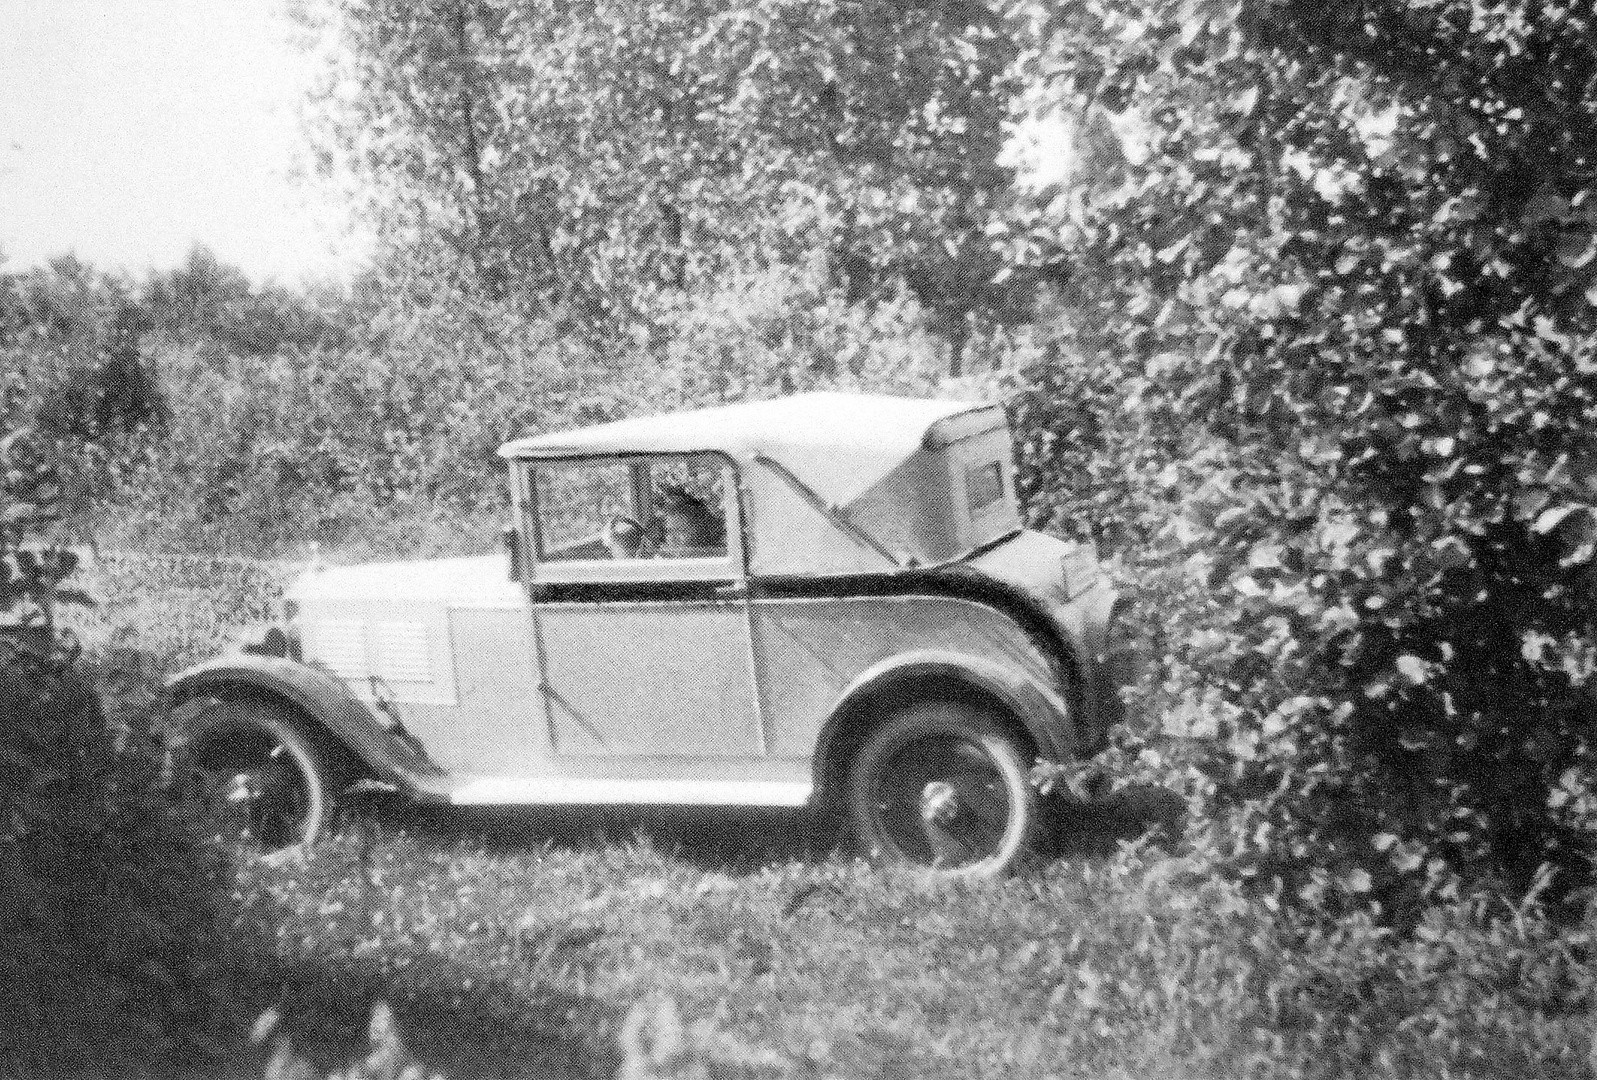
2;1;1595;1077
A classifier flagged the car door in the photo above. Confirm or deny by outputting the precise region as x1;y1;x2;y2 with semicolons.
521;454;764;758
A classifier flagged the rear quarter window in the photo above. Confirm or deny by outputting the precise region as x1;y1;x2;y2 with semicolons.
966;461;1006;512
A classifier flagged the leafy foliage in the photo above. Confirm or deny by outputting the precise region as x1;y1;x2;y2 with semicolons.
0;648;225;1078
1006;0;1597;904
105;299;618;557
0;412;225;1078
0;256;164;450
0;247;364;545
139;245;350;358
297;0;1030;363
8;247;968;561
0;428;80;628
649;259;949;405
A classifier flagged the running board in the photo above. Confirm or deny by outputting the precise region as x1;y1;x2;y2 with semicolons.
447;776;814;807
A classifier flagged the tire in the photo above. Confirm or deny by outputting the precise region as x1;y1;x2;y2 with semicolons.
846;700;1039;878
166;697;341;851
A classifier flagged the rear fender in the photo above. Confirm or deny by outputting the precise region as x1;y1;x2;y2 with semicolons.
1072;585;1130;748
813;649;1076;803
164;654;448;797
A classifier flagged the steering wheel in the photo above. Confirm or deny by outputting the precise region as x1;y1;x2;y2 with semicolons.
601;514;650;558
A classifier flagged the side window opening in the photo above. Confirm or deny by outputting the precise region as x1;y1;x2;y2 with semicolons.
533;455;729;562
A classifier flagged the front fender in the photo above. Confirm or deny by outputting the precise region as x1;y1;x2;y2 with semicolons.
164;654;448;796
814;648;1077;799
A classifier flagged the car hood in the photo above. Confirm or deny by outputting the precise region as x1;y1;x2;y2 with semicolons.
287;555;523;608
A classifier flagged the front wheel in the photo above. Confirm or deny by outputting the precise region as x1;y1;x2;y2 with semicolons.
166;697;340;851
846;701;1038;878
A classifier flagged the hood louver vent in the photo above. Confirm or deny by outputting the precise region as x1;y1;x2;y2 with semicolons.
309;618;367;680
376;621;433;683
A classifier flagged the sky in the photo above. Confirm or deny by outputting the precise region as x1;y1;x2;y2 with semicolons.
0;0;363;284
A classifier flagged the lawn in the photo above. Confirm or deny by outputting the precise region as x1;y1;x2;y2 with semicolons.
219;811;1206;1080
212;803;1597;1080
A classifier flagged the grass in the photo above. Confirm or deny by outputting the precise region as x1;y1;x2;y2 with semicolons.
216;809;1597;1080
51;549;1597;1080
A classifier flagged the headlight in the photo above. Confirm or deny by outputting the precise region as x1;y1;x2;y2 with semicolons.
237;624;289;658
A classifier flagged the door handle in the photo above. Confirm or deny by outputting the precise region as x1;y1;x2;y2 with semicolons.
715;581;749;600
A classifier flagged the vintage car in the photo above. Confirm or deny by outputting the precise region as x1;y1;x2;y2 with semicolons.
163;392;1128;876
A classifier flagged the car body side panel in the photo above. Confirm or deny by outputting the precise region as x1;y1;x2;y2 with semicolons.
269;536;1110;802
417;605;547;775
740;464;890;576
750;593;1065;758
293;594;546;778
534;601;763;757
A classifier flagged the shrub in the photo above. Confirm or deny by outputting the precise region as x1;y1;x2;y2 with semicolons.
1005;0;1597;908
648;259;948;406
0;423;225;1078
0;645;226;1077
34;298;164;445
99;277;641;559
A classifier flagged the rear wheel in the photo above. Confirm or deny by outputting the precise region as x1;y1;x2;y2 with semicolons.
846;701;1038;878
167;697;340;851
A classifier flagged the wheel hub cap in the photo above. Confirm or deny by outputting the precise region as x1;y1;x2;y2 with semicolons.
920;780;961;824
225;773;257;806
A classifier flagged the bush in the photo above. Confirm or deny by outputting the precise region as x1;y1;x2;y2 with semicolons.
0;644;225;1078
33;299;164;446
97;276;645;559
1006;0;1597;908
647;259;948;406
0;423;225;1078
92;258;981;561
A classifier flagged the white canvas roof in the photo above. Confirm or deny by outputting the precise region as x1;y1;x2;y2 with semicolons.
499;392;1004;509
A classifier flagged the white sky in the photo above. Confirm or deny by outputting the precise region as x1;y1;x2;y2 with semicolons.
0;0;362;284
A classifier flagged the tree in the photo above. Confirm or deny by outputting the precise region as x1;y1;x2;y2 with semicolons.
0;257;164;446
140;245;349;357
297;0;1029;368
1006;0;1597;905
1;254;123;348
